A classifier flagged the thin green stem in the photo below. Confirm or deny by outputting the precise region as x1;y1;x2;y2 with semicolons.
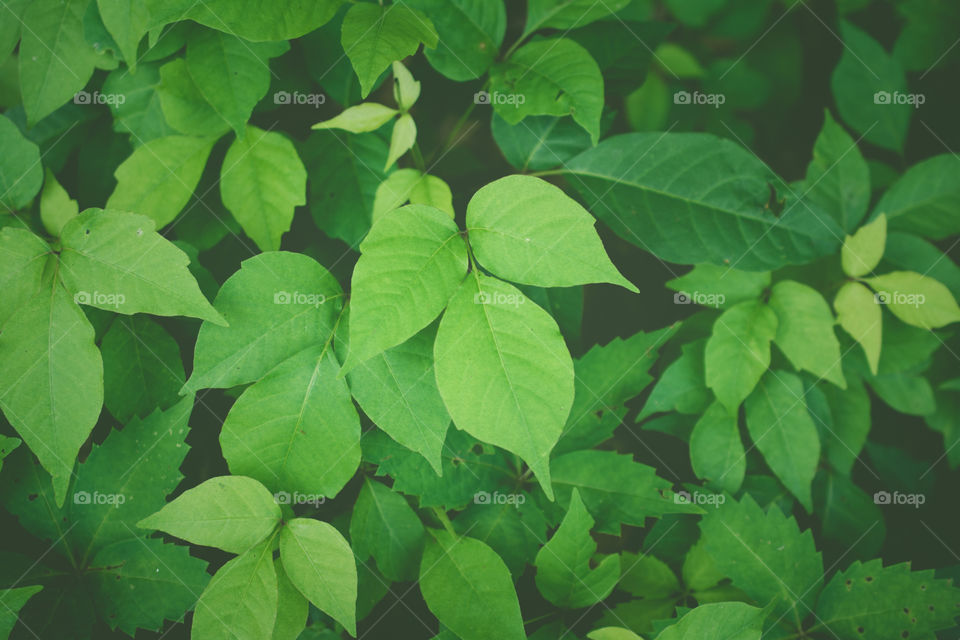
431;507;457;537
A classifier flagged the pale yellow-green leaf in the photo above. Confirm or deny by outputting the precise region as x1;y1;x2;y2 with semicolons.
311;103;398;133
865;270;960;329
842;214;886;277
386;113;417;170
834;281;882;374
40;169;78;237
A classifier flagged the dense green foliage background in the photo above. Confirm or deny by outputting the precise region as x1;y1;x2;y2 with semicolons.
0;0;959;639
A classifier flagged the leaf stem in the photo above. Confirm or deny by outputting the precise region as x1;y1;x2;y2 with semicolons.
431;506;457;537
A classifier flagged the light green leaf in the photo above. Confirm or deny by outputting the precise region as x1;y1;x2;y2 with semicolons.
434;274;574;498
816;560;960;640
535;489;620;608
97;0;150;70
420;530;525;640
220;345;361;499
0;281;102;505
665;263;770;309
525;0;630;33
638;339;711;420
144;0;343;42
345;324;450;474
273;559;308;640
280;518;358;636
137;475;281;553
566;133;841;270
551;450;701;535
350;478;425;582
830;21;910;152
192;536;278;640
405;0;505;81
768;280;846;387
654;42;705;78
490;38;603;144
834;281;882;374
820;377;871;476
0;114;43;212
705;299;779;414
386;113;416;170
372;169;454;221
744;370;820;512
452;495;547;578
312;103;398;133
157;57;231;137
391;61;420;110
865;270;960;329
874;154;960;239
220;125;306;251
40;169;79;237
59;209;223;323
0;0;28;61
106;135;215;227
842;214;886;277
0;227;52;327
467;175;636;290
185;252;343;392
803;110;870;232
342;204;467;372
0;435;20;473
657;602;767;640
0;586;43;639
340;3;438;98
690;401;745;493
699;495;823;627
19;0;97;124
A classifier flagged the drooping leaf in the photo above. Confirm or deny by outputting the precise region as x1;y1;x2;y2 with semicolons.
820;376;871;476
312;103;398;133
834;281;882;374
350;478;425;582
0;114;43;212
690;401;746;493
273;559;309;640
842;214;887;277
803;110;870;232
40;169;79;237
768;280;846;388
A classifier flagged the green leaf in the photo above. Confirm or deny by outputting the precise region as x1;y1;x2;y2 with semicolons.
103;61;178;143
0;281;102;505
137;475;281;553
491;113;592;172
157;57;231;137
340;3;438;98
106;135;215;227
220;345;361;498
535;489;620;608
273;559;308;640
312;103;398;133
690;401;746;493
745;370;820;511
665;263;771;309
0;114;43;212
566;133;841;270
699;495;823;628
551;450;701;534
638;339;711;420
874;154;960;239
705;299;779;414
350;478;425;582
372;169;454;222
587;628;643;640
0;0;28;61
803;110;870;232
834;281;882;374
466;175;636;290
525;0;630;33
96;0;150;71
0;586;43;639
420;530;525;640
843;214;887;277
185;30;285;135
40;169;79;236
820;376;871;476
768;280;846;387
886;232;960;300
59;209;223;323
220;125;306;251
657;602;767;640
391;61;420;110
453;495;547;577
490;38;603;144
19;0;97;124
101;316;185;422
280;517;358;636
816;560;960;639
865;271;960;329
192;536;278;640
386;113;417;170
405;0;506;81
830;21;910;152
185;252;343;392
0;435;20;473
92;535;210;635
434;274;574;498
144;0;343;42
344;324;450;474
342;204;467;372
0;227;52;327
